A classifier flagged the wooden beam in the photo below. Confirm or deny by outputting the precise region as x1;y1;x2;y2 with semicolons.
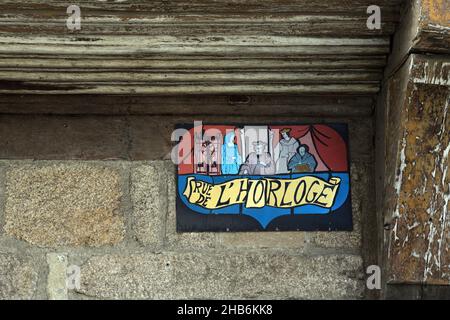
0;94;375;116
0;1;400;95
386;0;449;77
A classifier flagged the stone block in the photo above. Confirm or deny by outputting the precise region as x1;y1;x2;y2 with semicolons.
0;253;38;299
217;232;306;249
76;252;364;299
4;163;125;247
130;162;168;247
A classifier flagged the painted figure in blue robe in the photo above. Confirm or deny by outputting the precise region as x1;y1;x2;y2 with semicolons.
288;144;317;173
221;132;242;174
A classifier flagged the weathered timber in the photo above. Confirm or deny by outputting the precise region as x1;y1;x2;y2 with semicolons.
0;94;374;116
386;0;449;77
383;54;449;285
0;1;402;95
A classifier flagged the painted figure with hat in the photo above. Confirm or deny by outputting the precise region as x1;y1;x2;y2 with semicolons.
288;144;317;173
276;128;300;174
239;141;275;175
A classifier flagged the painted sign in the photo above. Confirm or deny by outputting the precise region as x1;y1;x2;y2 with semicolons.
175;123;352;232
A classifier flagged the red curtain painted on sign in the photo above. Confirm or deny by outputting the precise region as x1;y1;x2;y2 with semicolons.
177;124;348;174
270;124;348;172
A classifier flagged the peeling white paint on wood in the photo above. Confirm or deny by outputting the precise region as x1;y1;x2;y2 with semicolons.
0;1;398;94
386;54;450;285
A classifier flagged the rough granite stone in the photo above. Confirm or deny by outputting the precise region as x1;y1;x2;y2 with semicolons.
0;253;38;299
131;162;167;247
217;232;306;249
76;252;364;299
4;163;125;247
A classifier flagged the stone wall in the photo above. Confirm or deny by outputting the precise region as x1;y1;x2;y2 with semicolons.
0;111;374;300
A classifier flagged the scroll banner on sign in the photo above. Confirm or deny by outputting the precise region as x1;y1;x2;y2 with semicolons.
182;176;341;209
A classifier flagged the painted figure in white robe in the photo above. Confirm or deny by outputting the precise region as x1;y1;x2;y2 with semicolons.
239;141;275;175
275;128;299;174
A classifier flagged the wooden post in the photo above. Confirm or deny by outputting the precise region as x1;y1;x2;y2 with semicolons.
377;0;450;298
